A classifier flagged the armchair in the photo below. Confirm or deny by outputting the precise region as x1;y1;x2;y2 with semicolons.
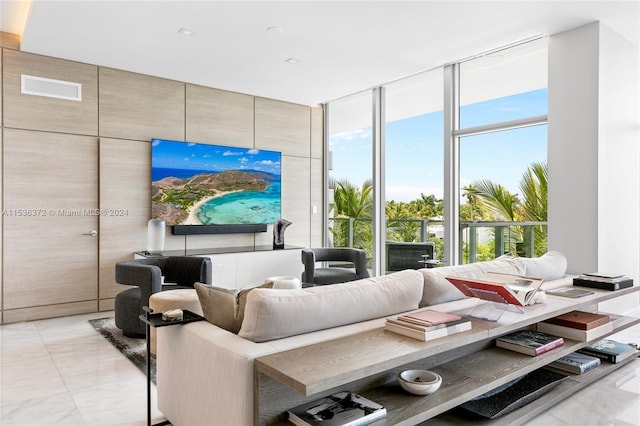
114;256;212;337
386;241;436;272
301;247;370;285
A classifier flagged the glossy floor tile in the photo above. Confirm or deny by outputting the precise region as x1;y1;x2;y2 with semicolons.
0;309;639;425
0;312;165;426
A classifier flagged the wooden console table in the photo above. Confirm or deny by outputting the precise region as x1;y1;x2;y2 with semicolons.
254;286;640;425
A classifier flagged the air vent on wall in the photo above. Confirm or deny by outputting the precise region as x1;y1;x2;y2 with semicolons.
21;74;82;101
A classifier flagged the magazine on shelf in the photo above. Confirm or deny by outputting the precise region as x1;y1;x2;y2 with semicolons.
581;272;627;282
384;317;471;341
446;272;544;307
577;339;638;363
287;391;386;426
547;352;601;374
545;287;594;298
495;330;564;356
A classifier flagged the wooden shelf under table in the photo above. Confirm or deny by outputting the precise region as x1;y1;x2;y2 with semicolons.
254;285;639;426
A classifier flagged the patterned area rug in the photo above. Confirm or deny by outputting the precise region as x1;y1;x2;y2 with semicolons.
89;317;156;383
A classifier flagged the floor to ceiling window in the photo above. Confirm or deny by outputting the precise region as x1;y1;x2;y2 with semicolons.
457;38;548;263
324;37;548;274
384;70;444;272
326;91;373;260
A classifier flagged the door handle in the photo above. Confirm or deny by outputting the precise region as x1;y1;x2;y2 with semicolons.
84;230;98;237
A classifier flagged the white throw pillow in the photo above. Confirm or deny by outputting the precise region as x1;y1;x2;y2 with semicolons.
515;251;567;280
238;270;424;342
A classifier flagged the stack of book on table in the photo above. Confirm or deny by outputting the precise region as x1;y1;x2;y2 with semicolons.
547;352;601;374
536;311;613;341
577;339;639;363
287;391;386;426
573;272;634;291
384;309;471;341
495;330;564;356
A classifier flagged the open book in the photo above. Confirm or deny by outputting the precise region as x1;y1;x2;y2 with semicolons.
446;272;544;307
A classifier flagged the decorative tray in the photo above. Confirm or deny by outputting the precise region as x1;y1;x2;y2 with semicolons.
139;309;205;328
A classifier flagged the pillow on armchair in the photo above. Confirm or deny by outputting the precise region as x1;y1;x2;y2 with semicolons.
195;282;272;334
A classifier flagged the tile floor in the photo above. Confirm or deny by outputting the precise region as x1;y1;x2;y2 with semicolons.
0;309;639;426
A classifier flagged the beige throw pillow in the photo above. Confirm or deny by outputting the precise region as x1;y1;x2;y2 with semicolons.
195;282;272;334
238;270;424;343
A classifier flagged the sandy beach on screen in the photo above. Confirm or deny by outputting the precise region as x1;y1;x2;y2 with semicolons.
183;191;241;225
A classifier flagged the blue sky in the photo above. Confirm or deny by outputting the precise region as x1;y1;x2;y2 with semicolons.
329;89;548;202
152;139;281;176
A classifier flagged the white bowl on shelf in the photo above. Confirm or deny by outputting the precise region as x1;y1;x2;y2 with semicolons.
398;369;442;395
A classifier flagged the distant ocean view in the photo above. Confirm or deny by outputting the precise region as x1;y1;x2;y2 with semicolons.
197;180;281;224
152;167;214;181
152;167;281;224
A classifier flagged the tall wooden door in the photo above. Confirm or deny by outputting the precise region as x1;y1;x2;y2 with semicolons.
2;128;99;322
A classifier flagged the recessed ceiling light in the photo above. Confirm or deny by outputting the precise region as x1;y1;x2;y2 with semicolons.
178;28;195;36
266;26;283;33
285;57;299;64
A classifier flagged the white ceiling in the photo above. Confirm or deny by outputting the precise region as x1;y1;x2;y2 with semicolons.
1;1;639;106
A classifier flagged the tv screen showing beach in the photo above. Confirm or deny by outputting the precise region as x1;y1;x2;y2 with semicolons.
151;139;281;226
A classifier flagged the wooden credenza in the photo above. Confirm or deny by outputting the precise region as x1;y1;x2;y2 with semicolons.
254;285;640;425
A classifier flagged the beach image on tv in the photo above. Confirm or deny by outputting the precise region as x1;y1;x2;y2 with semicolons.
151;139;281;226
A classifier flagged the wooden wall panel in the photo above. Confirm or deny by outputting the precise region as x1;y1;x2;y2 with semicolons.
1;52;3;322
99;138;151;301
279;156;311;248
310;106;324;246
310;158;324;247
3;301;97;324
186;85;254;146
2;50;98;135
0;130;3;321
0;48;3;122
99;68;185;141
3;129;98;311
311;106;323;159
255;98;311;157
0;32;20;50
0;46;323;322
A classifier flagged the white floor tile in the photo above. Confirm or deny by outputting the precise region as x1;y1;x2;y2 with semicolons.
1;310;639;426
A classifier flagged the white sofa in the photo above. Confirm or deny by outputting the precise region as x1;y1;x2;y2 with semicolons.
157;252;571;426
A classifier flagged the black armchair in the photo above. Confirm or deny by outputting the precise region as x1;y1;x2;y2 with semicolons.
386;241;436;272
114;256;212;337
301;247;370;285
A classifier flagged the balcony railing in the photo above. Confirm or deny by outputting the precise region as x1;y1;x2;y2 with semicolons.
328;217;548;264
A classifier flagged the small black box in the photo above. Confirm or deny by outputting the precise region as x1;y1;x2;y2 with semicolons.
573;278;634;291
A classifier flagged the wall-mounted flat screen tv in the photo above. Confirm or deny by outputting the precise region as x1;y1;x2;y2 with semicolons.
151;139;281;226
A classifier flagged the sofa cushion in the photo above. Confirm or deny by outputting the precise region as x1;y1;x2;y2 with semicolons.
195;282;272;334
514;251;567;281
419;256;525;306
238;269;424;343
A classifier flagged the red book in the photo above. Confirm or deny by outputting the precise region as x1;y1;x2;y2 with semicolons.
446;273;544;307
544;311;610;330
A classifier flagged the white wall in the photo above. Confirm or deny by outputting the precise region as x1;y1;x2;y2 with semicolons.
548;22;640;310
548;22;601;275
